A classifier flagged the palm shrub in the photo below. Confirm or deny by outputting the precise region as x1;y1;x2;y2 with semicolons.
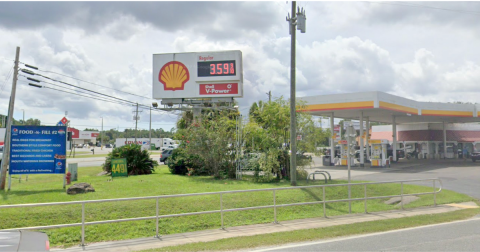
103;144;158;175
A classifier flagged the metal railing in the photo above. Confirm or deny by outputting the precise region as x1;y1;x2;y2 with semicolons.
0;178;442;246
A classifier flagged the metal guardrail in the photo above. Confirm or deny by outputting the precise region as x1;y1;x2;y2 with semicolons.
0;178;442;246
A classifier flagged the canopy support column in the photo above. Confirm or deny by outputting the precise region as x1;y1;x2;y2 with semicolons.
360;112;364;167
392;115;397;162
330;113;335;166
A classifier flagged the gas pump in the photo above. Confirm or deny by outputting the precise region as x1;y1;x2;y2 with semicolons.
369;139;388;167
337;140;355;166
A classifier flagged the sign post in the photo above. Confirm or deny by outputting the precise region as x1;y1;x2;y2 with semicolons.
8;125;67;190
111;158;128;179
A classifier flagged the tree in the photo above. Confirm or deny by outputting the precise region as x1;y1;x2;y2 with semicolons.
175;110;237;179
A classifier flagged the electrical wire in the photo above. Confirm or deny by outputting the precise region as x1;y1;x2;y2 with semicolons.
18;80;137;107
20;62;153;100
366;1;480;16
22;70;142;106
19;76;136;106
0;64;14;93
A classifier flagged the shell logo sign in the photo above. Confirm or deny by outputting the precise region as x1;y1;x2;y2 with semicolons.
152;50;243;99
158;61;190;91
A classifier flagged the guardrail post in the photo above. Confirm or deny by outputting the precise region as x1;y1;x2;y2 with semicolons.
364;184;367;213
220;193;224;230
156;197;159;238
433;180;436;207
401;182;404;210
81;202;85;247
323;186;326;218
273;190;278;224
348;184;351;214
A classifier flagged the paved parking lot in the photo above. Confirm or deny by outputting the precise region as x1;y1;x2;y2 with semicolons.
307;157;480;199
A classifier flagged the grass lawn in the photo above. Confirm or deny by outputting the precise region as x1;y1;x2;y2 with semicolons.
0;166;474;248
145;207;480;252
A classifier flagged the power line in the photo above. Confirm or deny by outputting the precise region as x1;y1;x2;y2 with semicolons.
19;80;137;107
21;70;142;106
367;1;480;16
0;64;14;94
19;77;135;107
20;62;152;99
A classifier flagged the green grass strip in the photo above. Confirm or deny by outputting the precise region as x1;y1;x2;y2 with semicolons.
144;207;480;252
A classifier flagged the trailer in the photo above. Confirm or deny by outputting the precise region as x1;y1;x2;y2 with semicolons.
115;138;163;149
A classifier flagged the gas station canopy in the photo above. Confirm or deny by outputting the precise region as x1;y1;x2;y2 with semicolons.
301;91;480;124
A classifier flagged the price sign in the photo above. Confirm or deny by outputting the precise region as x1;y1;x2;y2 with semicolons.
111;158;128;178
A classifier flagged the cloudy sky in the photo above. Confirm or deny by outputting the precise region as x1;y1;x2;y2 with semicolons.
1;1;480;132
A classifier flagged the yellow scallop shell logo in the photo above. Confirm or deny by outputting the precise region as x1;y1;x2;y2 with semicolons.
158;61;190;91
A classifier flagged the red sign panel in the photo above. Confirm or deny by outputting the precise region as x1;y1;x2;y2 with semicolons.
199;83;238;95
91;133;99;137
61;117;68;125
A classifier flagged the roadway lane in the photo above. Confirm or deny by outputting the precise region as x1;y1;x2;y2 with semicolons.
255;217;480;251
67;155;163;167
310;158;480;200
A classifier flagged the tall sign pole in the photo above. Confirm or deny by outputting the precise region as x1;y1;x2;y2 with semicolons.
286;2;306;186
1;47;20;190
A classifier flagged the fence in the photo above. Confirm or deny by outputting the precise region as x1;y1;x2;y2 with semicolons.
0;178;442;246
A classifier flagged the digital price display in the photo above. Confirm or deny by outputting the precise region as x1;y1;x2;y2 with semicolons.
198;60;236;77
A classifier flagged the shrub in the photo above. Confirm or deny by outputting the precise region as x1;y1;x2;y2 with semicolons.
167;148;206;175
103;144;158;175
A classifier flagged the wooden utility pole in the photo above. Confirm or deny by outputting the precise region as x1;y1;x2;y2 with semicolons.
1;47;20;190
134;103;139;144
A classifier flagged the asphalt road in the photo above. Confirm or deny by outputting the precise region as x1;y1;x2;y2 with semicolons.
350;159;480;200
310;157;480;200
254;217;480;251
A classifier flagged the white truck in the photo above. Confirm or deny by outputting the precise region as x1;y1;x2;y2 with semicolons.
114;138;179;150
160;138;179;151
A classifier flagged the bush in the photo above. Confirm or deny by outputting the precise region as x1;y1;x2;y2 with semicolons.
103;144;158;175
167;148;206;175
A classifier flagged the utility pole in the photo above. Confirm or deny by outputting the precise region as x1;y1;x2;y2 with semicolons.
286;1;306;186
149;106;152;149
1;47;20;190
267;91;271;102
101;117;103;150
22;109;24;125
134;103;139;144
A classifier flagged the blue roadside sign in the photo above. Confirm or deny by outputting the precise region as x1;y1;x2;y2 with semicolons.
9;125;67;175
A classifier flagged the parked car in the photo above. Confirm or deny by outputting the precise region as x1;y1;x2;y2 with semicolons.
0;230;50;251
355;150;367;161
296;151;312;161
387;144;404;161
160;149;173;163
105;144;112;148
471;152;480;162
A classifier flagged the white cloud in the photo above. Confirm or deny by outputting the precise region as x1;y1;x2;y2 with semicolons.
1;1;480;132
